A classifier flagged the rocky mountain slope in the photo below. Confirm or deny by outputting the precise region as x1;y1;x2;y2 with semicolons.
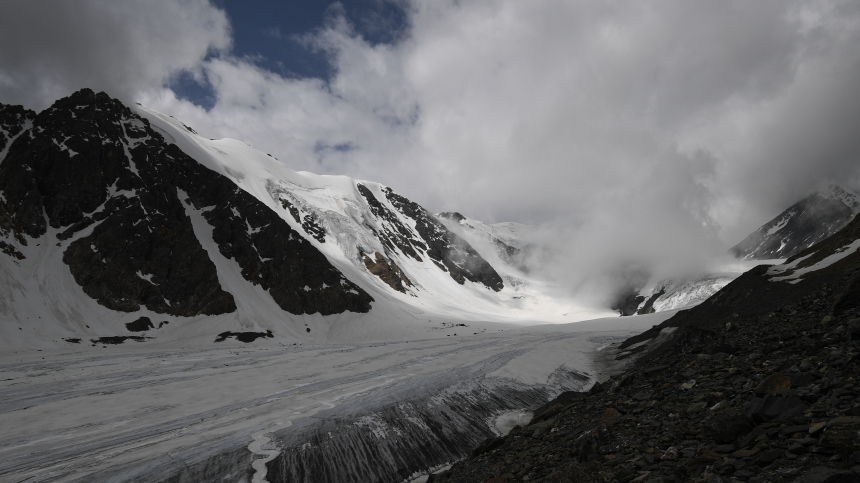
732;185;860;260
430;213;860;482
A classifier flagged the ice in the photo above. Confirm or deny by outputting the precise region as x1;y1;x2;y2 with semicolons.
0;312;674;482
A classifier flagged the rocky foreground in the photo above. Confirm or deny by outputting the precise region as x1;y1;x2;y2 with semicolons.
429;216;860;482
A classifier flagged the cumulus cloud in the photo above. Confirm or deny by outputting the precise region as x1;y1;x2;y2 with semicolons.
4;0;860;304
0;0;231;110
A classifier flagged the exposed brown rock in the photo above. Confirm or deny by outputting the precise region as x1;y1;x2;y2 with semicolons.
363;251;412;293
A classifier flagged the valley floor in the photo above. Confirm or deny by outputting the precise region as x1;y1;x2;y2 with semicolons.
0;313;673;483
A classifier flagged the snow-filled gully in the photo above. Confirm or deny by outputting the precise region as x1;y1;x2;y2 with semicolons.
0;314;672;483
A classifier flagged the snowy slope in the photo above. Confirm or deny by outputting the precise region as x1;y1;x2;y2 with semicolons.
610;258;783;316
731;185;860;260
634;274;738;314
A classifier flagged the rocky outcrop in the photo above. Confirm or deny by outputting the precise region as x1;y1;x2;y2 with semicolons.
125;317;154;332
437;212;467;223
363;251;412;293
384;188;504;291
636;287;666;315
355;184;504;292
277;197;326;243
357;183;427;262
0;89;373;317
214;330;274;342
612;291;646;317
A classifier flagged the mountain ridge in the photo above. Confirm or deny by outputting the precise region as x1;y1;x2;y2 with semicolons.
1;89;593;349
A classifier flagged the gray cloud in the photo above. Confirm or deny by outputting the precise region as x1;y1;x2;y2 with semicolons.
0;0;230;110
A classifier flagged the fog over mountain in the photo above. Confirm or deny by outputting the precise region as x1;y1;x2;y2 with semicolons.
3;0;860;303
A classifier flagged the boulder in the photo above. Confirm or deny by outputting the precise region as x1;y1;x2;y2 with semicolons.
822;417;860;449
748;395;809;423
125;316;154;332
705;410;753;444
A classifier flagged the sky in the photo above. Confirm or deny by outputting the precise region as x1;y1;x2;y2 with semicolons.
2;0;860;301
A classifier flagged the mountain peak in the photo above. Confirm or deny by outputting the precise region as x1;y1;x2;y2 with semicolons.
731;184;860;260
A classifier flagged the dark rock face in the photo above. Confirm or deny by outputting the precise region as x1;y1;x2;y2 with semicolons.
433;214;860;482
0;103;37;260
384;187;504;291
0;90;236;315
0;89;373;317
0;103;35;156
731;188;859;260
